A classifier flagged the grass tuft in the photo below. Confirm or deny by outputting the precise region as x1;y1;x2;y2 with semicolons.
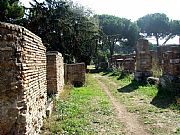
41;73;124;134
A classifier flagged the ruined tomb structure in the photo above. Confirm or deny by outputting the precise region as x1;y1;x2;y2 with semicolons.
0;22;47;134
47;51;64;96
64;63;86;87
159;45;180;93
134;39;152;82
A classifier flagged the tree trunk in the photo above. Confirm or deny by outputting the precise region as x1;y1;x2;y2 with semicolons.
155;34;159;46
162;34;174;45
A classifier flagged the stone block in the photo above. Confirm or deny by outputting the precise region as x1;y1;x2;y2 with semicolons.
47;51;64;96
64;63;86;87
135;39;152;82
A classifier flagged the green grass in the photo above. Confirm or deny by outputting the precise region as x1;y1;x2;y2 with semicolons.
42;74;124;135
97;70;180;135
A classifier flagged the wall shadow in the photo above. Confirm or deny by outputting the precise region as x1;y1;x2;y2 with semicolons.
117;72;129;80
150;86;178;109
87;68;101;74
117;80;146;93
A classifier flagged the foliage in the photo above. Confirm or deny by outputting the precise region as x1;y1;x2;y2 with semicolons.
42;74;124;134
137;13;170;46
137;13;180;46
22;0;100;64
98;71;179;134
162;20;180;45
0;0;24;23
98;14;139;57
151;64;162;78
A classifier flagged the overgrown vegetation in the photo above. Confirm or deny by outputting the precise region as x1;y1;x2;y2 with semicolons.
41;74;125;134
97;69;179;135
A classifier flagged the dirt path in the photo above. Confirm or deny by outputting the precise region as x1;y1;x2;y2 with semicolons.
94;74;150;135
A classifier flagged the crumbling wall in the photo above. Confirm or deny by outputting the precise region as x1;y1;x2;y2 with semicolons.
135;39;152;82
159;45;180;93
64;63;86;86
123;58;135;73
109;54;124;68
47;51;64;96
150;50;158;66
110;54;135;71
0;22;47;134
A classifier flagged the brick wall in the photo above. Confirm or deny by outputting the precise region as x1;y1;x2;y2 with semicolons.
157;45;180;76
135;39;152;81
0;22;47;134
159;45;180;93
123;58;135;73
64;63;86;86
47;51;64;96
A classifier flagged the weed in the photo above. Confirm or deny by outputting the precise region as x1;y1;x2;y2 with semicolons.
170;103;180;111
96;71;179;135
174;127;180;134
42;74;124;134
151;63;162;78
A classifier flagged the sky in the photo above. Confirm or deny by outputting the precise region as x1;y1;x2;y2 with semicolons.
20;0;180;21
75;0;180;21
20;0;180;44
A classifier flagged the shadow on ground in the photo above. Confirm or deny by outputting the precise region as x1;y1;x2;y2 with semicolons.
117;80;146;93
87;68;101;73
88;67;179;110
88;68;112;75
150;86;178;109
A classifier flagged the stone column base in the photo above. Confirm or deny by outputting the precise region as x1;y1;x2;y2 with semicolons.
134;71;152;82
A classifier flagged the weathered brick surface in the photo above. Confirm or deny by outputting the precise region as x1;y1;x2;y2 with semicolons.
123;58;135;73
159;45;180;93
47;51;64;96
109;54;124;67
0;22;47;135
135;39;152;81
150;50;158;66
158;45;180;76
110;54;135;72
64;63;86;86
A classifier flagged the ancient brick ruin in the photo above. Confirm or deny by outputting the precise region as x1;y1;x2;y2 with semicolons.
134;39;152;82
159;45;180;92
47;51;64;96
109;54;124;68
109;54;136;73
107;38;180;94
0;22;88;134
0;22;47;134
123;58;135;73
64;63;86;86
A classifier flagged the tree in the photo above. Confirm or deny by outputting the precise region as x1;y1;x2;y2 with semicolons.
162;20;180;45
98;14;139;57
0;0;24;23
137;13;169;46
23;0;100;65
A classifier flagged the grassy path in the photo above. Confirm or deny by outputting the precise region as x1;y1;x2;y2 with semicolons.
42;73;125;135
94;74;149;135
42;70;180;135
96;71;180;135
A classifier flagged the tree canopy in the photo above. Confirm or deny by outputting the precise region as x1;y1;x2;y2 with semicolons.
2;1;180;65
22;0;100;65
0;0;24;23
137;13;170;46
162;20;180;45
98;14;139;57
